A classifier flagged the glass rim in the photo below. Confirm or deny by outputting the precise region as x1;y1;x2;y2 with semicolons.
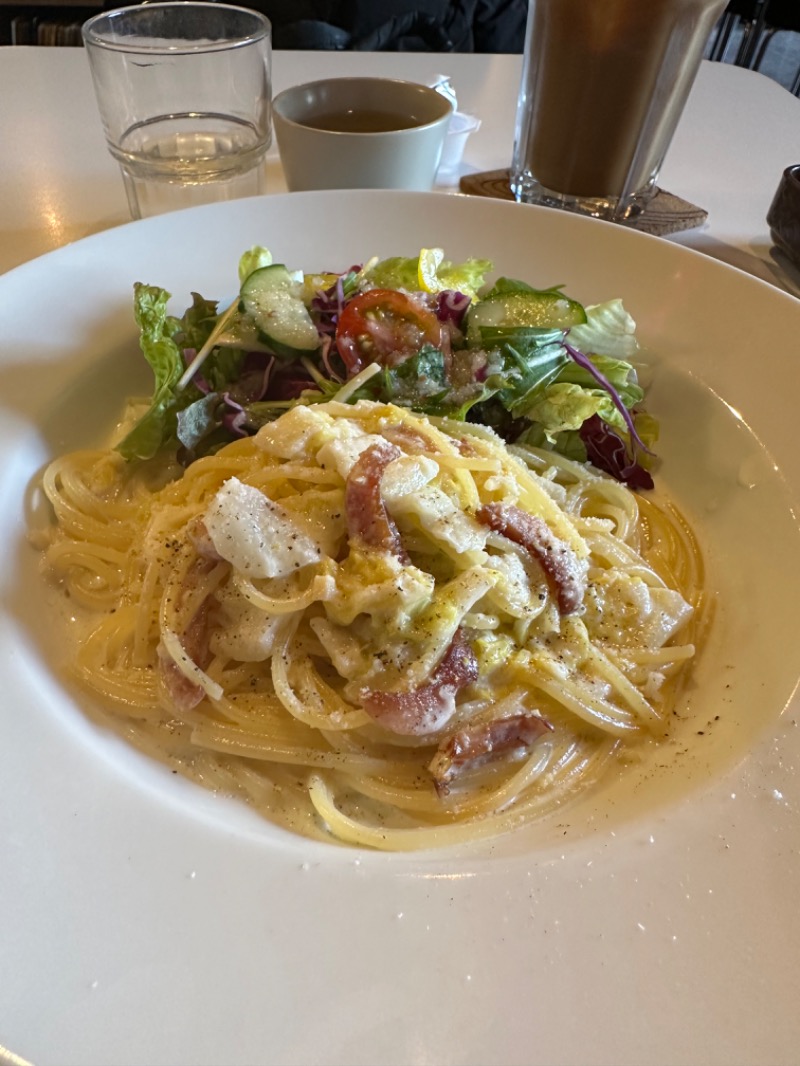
82;2;271;54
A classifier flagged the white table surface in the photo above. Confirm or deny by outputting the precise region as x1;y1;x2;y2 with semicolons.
1;47;800;292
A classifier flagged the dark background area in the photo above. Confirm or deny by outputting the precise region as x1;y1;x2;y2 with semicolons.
0;0;798;97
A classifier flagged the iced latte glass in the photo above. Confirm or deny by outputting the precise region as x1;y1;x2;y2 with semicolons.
511;0;727;222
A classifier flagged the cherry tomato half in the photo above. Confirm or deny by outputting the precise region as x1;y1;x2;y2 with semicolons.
335;289;445;375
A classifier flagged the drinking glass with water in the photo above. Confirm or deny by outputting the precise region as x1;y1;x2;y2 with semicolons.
82;2;272;220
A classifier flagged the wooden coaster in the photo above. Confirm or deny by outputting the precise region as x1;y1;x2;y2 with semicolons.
458;168;708;237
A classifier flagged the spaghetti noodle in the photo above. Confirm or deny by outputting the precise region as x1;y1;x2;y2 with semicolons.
40;399;703;849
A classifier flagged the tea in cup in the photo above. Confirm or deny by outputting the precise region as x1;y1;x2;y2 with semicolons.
273;77;453;192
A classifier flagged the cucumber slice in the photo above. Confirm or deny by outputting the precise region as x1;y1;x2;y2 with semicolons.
239;264;320;358
467;290;586;344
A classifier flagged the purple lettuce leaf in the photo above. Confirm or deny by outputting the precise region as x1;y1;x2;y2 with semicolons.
579;415;654;490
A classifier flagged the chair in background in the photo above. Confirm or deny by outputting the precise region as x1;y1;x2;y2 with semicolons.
749;1;800;94
707;0;770;67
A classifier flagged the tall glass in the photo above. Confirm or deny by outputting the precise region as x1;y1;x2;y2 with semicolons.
82;3;272;220
511;0;727;222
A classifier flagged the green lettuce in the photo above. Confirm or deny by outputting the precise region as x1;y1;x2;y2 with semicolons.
478;327;569;413
116;282;249;462
523;383;623;441
172;292;218;354
516;345;645;442
116;284;186;461
367;253;492;300
517;422;589;462
554;353;643;409
567;299;638;359
481;277;568;301
238;245;273;283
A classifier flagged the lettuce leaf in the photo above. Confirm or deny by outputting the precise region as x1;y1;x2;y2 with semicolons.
434;257;493;299
238;245;273;283
367;253;492;300
117;284;252;462
517;422;588;462
472;326;568;413
364;256;417;291
554;353;644;409
523;383;610;440
176;393;222;452
566;299;638;359
172;292;219;354
116;284;186;461
523;381;642;442
632;411;659;455
481;277;566;300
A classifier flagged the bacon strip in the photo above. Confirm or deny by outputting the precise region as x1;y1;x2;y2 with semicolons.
345;441;408;560
186;517;223;561
477;503;586;614
359;629;478;736
429;712;553;794
158;599;211;712
382;422;434;454
157;555;219;712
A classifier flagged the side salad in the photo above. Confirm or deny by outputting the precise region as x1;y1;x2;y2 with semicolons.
118;246;658;489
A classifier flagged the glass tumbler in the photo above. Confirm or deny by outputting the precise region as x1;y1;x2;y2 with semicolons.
82;2;272;219
511;0;727;222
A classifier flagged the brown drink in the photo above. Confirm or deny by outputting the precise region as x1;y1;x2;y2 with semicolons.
296;109;421;132
511;0;726;220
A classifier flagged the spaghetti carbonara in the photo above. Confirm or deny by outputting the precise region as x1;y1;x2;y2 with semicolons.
40;399;702;849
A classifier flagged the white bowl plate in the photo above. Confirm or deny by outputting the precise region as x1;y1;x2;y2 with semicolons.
1;191;799;1066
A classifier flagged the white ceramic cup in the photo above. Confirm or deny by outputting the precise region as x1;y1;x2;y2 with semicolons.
273;77;453;192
